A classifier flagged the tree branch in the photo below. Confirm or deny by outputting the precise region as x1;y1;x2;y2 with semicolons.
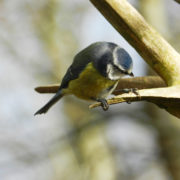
113;76;166;95
35;76;166;94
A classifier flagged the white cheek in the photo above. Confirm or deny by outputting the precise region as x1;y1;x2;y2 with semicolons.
107;64;125;80
108;71;125;80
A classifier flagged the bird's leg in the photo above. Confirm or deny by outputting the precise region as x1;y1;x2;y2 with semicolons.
132;88;139;95
96;98;109;111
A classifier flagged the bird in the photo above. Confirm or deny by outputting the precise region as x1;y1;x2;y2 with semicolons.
35;41;134;115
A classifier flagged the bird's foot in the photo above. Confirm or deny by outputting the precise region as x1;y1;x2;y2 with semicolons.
97;99;109;111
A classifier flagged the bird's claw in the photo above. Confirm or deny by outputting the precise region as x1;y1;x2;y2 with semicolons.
132;88;139;95
97;99;109;111
120;88;140;104
119;88;139;95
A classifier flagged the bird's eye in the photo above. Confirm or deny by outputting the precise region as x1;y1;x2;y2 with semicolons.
113;65;120;71
112;65;125;73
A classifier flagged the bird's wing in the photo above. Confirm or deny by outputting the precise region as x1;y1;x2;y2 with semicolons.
60;47;92;89
59;42;116;89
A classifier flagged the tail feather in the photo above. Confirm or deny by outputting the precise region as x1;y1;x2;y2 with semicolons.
34;90;63;115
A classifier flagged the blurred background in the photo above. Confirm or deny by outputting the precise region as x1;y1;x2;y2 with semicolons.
0;0;180;179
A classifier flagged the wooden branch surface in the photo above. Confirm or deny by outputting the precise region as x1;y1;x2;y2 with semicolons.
35;76;166;94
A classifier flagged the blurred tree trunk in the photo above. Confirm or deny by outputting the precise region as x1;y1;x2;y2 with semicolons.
139;1;180;179
32;0;117;179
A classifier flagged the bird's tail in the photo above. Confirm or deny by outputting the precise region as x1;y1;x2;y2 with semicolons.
34;90;64;115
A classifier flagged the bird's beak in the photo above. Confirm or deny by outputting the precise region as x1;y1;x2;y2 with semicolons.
129;72;134;77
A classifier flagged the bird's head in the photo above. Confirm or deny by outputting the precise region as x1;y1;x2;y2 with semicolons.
92;42;133;80
106;46;133;80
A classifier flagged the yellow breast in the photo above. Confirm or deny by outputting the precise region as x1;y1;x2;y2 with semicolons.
64;63;118;100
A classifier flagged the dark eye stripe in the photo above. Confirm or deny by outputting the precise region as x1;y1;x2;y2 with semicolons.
123;71;129;75
112;64;126;74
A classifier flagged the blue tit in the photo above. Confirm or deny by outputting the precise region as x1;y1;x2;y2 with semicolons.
35;41;134;115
